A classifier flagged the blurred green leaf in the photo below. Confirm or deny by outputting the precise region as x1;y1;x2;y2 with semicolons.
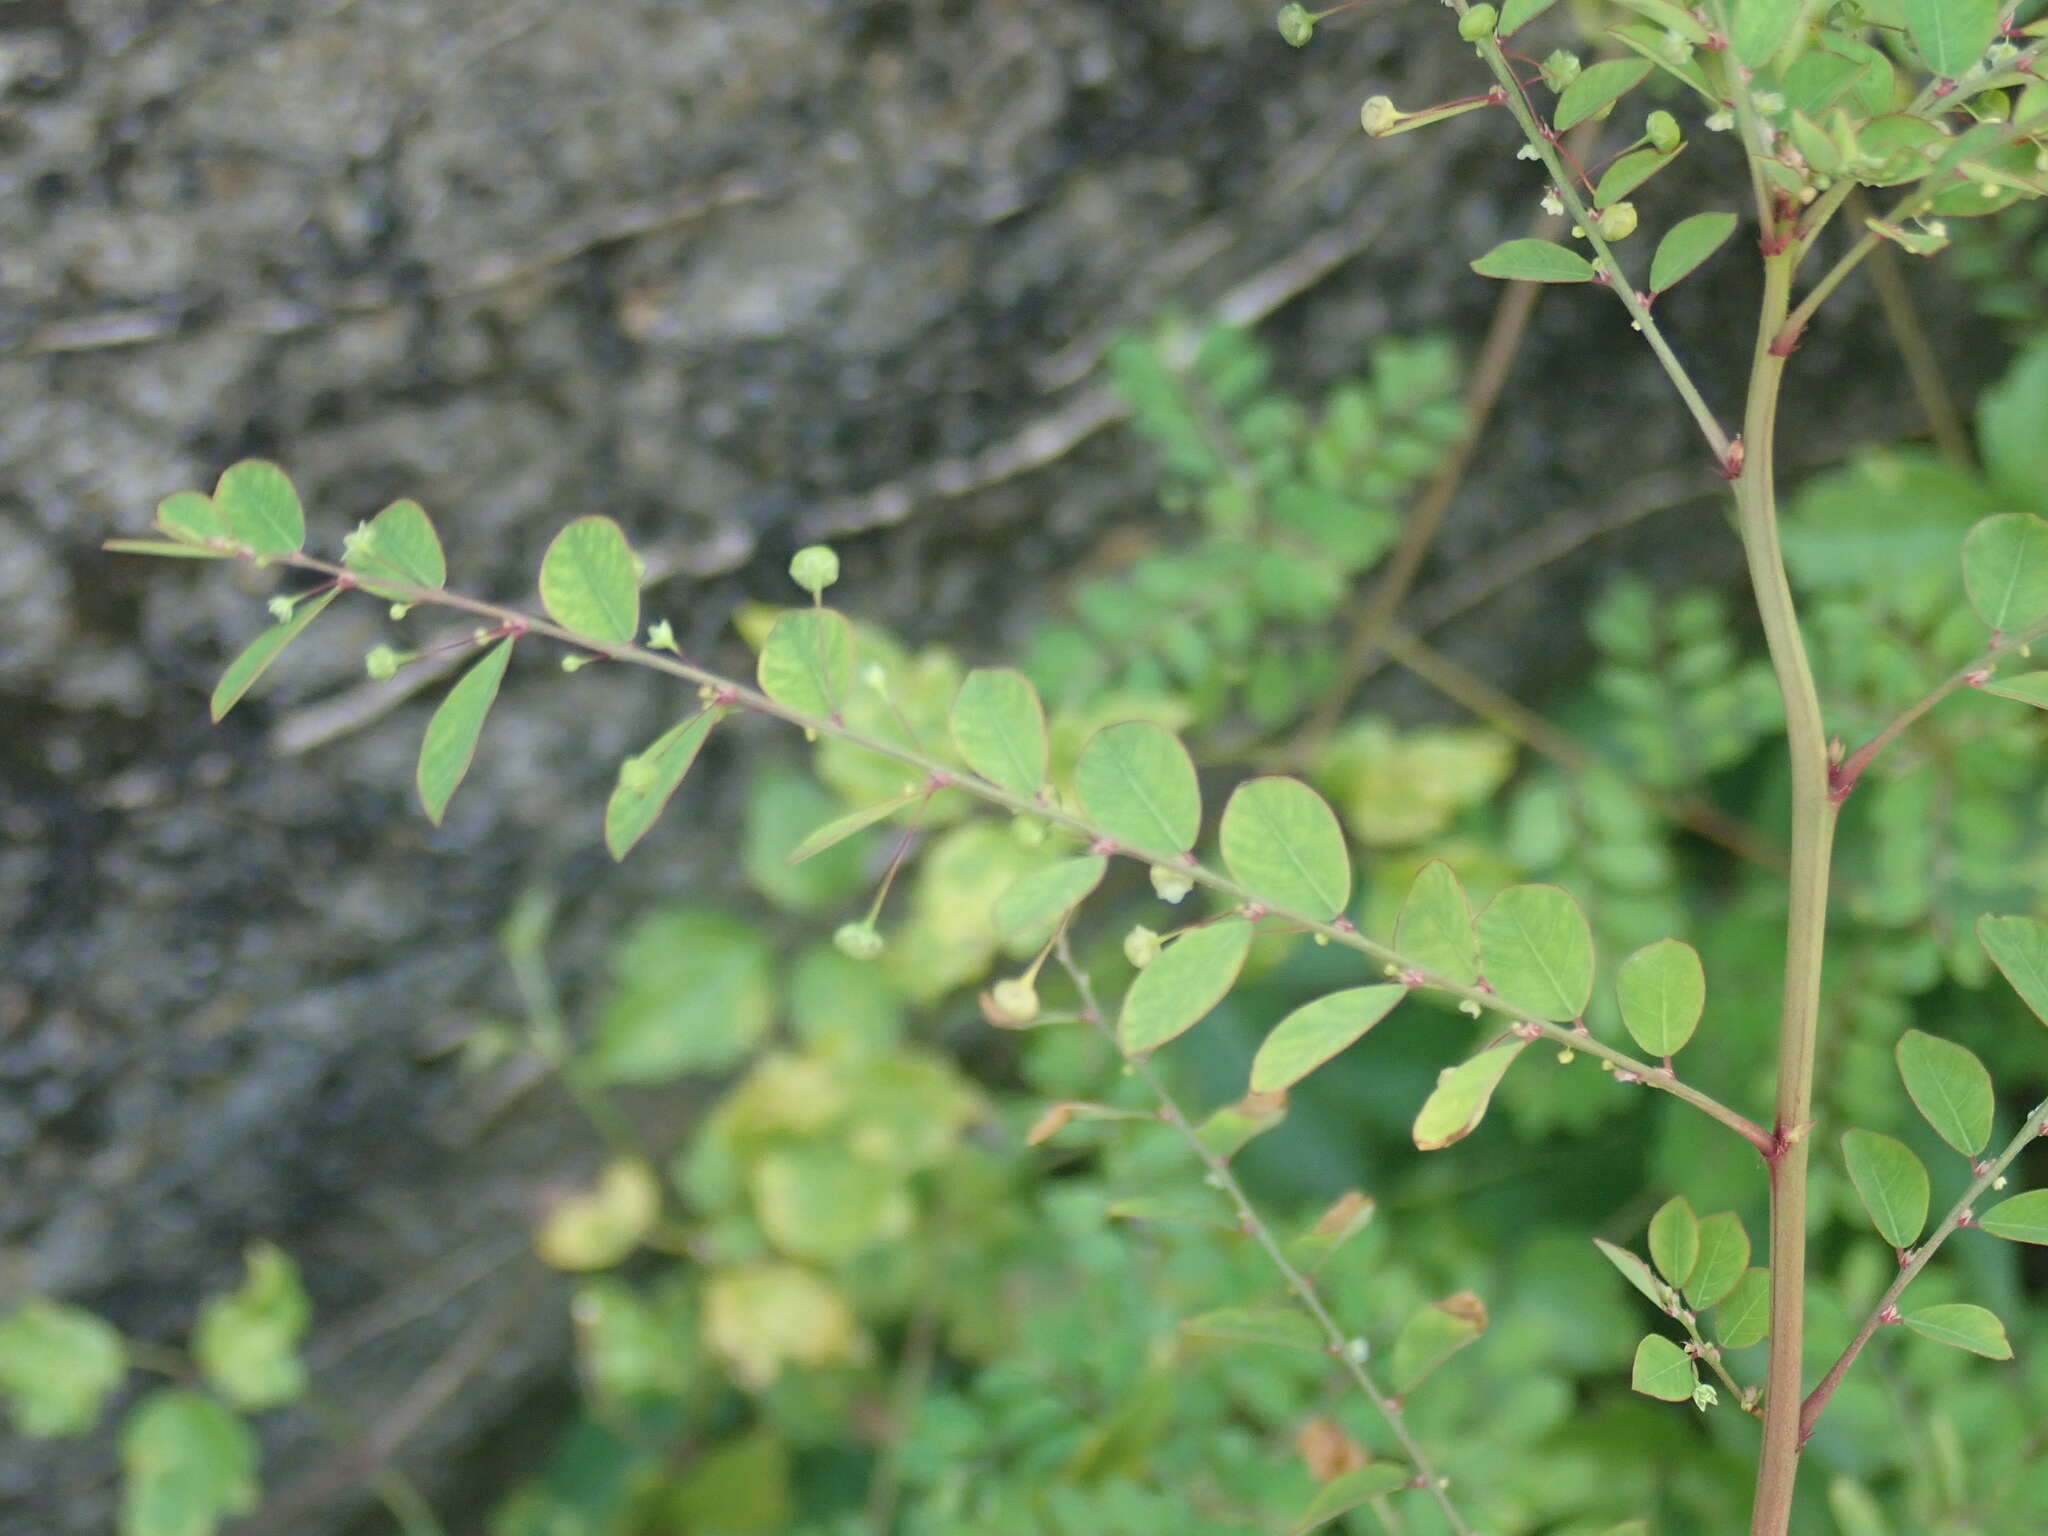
1962;514;2048;633
758;608;855;718
1290;1462;1413;1534
193;1244;309;1411
1388;1292;1487;1394
119;1390;259;1536
951;668;1050;795
588;907;774;1082
1979;913;2048;1023
0;1300;125;1437
1181;1307;1323;1353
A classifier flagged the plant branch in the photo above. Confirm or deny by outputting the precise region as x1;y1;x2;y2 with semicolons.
174;541;1776;1158
1849;190;1971;466
1798;1094;2048;1442
1052;934;1477;1536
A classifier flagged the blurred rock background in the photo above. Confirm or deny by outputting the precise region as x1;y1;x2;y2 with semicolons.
0;0;1971;1529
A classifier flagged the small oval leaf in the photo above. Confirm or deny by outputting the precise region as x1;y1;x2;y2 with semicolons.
1388;1291;1488;1395
1290;1462;1415;1535
1594;1237;1676;1314
1249;985;1407;1093
345;499;447;596
1687;1212;1751;1309
1470;237;1597;284
1961;513;2048;634
950;668;1049;795
1413;1040;1526;1150
1219;776;1353;919
1181;1306;1324;1353
209;589;342;721
785;791;920;867
418;638;514;825
1476;884;1594;1022
215;459;304;555
1730;0;1805;65
1716;1268;1771;1349
604;710;722;860
1648;1196;1700;1290
1902;0;2000;78
1076;721;1202;855
539;516;642;645
156;489;229;546
1894;1030;1994;1157
1117;919;1253;1056
758;608;856;719
1650;211;1738;293
1979;913;2048;1024
1841;1128;1930;1249
1395;860;1479;985
1981;671;2048;708
1616;937;1706;1057
1978;1189;2048;1245
1630;1333;1699;1401
1554;58;1654;131
1901;1302;2012;1359
995;856;1108;954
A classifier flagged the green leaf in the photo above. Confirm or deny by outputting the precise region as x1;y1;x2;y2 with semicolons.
1616;937;1705;1056
417;637;514;825
1288;1191;1377;1271
1829;1477;1894;1536
1961;513;2048;634
119;1389;259;1536
0;1299;126;1437
1979;913;2048;1024
751;1145;913;1266
1412;1040;1526;1150
588;907;775;1082
1496;0;1560;36
1717;1268;1771;1348
208;588;342;721
1842;1128;1930;1248
1195;1090;1289;1160
1649;211;1738;293
1250;985;1408;1093
757;608;856;719
213;460;303;555
1181;1306;1324;1353
538;516;641;644
1648;1197;1700;1290
1395;860;1479;986
1075;720;1202;854
742;769;874;915
344;499;446;597
1981;671;2048;708
1290;1462;1415;1534
785;790;920;867
1219;776;1353;919
1979;1190;2048;1244
192;1244;309;1411
1902;1302;2012;1359
103;539;236;560
1595;1237;1677;1314
604;709;721;860
1729;0;1804;66
1894;1029;1994;1158
1554;58;1654;130
1980;333;2048;503
1117;919;1253;1056
1688;1212;1751;1309
994;855;1108;955
949;668;1048;795
1630;1334;1699;1402
1469;238;1597;284
1388;1291;1487;1394
1476;884;1594;1022
1902;0;1999;78
1596;144;1684;207
155;489;230;546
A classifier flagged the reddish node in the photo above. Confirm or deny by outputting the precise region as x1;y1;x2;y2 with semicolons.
1089;836;1117;856
926;769;953;790
1717;437;1746;480
712;685;739;706
1242;903;1269;921
1331;915;1357;933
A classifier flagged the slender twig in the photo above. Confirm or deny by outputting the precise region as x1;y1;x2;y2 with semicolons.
1675;1307;1760;1418
1799;1094;2048;1442
1052;934;1477;1536
1849;191;1972;466
141;541;1773;1155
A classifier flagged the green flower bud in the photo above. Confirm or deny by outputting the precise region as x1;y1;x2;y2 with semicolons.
646;618;679;653
1541;49;1581;90
789;544;840;595
834;920;885;961
1276;2;1314;47
1150;865;1195;905
1359;95;1402;138
987;977;1040;1025
388;602;412;621
1457;3;1497;42
1596;201;1639;241
1123;925;1162;970
1646;110;1682;153
364;644;402;682
1010;813;1047;849
267;595;296;622
341;523;377;563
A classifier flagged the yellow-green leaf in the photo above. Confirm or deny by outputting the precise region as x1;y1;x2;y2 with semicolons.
950;668;1048;794
994;856;1107;955
539;515;641;644
785;790;920;867
1962;513;2048;634
1219;776;1353;919
417;637;514;825
1413;1040;1526;1150
155;489;229;546
1902;0;2000;78
1687;1212;1750;1309
1250;986;1407;1093
1076;720;1202;854
0;1300;126;1438
1395;860;1478;986
1476;884;1594;1022
604;709;721;860
1388;1291;1487;1394
1649;211;1738;293
1980;913;2048;1024
1648;1196;1700;1290
344;498;446;597
1981;671;2048;708
758;608;856;719
1616;937;1705;1057
1630;1333;1698;1401
1554;59;1653;131
119;1389;259;1536
209;588;341;721
192;1244;309;1411
1117;919;1253;1056
1289;1462;1414;1534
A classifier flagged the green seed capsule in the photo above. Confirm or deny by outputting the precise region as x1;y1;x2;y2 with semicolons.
1276;2;1314;47
1647;110;1682;153
1458;4;1498;42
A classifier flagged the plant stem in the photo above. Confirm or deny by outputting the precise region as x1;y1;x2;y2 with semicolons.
1799;1094;2048;1442
1739;249;1841;1536
222;546;1775;1156
1052;934;1477;1536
